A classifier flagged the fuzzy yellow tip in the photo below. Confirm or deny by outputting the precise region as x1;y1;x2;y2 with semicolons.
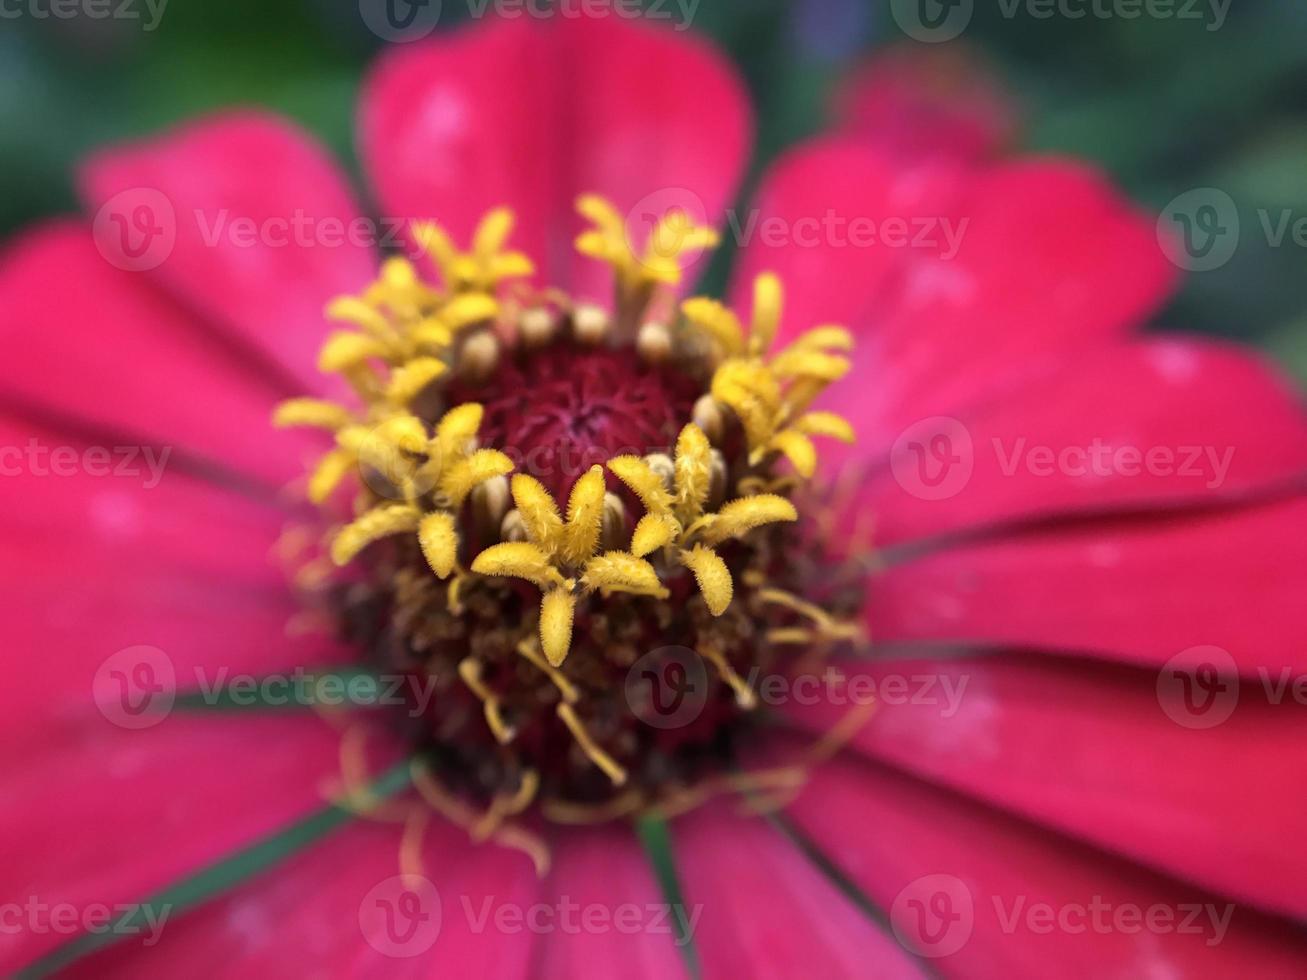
680;545;733;616
540;588;577;667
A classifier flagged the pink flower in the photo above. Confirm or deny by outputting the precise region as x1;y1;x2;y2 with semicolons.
3;14;1306;979
831;41;1018;164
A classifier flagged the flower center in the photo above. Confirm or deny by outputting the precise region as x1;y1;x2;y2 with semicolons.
451;340;701;501
274;199;867;862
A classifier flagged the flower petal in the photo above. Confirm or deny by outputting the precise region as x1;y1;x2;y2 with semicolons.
671;804;926;978
857;337;1307;548
782;654;1307;920
868;496;1307;674
0;412;346;741
50;803;541;978
826;158;1179;454
0;714;343;975
782;750;1307;976
79;111;377;394
831;42;1018;164
727;138;961;352
360;15;751;301
0;222;319;489
533;827;690;979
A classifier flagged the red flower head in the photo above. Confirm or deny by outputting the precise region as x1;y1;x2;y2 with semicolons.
2;13;1306;978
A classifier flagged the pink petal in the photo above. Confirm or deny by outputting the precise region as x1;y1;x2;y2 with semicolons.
62;815;541;978
360;15;751;301
671;805;926;978
0;714;343;975
728;138;963;350
832;43;1019;164
0;412;346;741
858;337;1307;547
782;654;1307;919
0;222;320;489
79;111;377;393
867;496;1307;674
783;751;1307;977
534;826;690;979
831;158;1179;454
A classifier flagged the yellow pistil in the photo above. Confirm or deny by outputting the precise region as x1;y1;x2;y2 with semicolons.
412;208;535;294
458;656;516;745
321;404;513;570
410;761;551;877
682;273;857;477
557;702;628;786
470;468;667;666
576;194;720;320
607;423;798;616
756;587;868;647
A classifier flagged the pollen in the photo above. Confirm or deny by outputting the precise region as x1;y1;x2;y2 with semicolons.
274;197;866;829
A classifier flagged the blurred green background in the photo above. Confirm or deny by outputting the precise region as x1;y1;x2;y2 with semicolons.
3;0;1306;379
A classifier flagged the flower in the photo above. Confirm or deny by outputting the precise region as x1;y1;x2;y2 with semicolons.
3;13;1307;978
831;40;1019;164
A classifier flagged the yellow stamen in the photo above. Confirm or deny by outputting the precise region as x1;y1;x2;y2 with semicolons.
557;702;628;786
516;639;579;705
458;657;516;745
699;644;757;708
